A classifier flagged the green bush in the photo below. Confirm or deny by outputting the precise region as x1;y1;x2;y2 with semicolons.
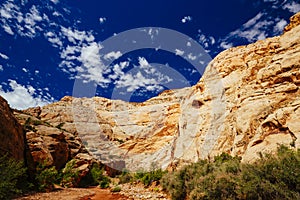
162;146;300;200
60;160;79;188
0;154;29;200
118;170;134;184
239;146;300;199
35;162;59;192
111;185;121;192
134;168;166;186
79;163;111;188
117;165;166;187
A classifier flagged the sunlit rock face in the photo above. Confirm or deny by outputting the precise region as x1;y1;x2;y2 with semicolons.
24;12;300;171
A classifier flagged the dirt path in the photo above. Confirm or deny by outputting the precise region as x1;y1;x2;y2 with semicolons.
80;188;131;200
16;184;169;200
16;187;131;200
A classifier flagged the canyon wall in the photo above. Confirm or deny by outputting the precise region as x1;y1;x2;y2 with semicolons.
2;13;299;172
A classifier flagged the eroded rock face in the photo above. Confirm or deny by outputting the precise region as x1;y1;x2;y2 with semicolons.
284;12;300;33
14;110;97;185
17;12;300;171
0;96;25;161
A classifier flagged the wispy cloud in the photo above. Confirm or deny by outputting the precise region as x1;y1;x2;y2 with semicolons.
0;52;9;60
50;0;59;4
175;49;184;56
58;27;112;86
44;31;63;48
0;2;48;37
61;27;95;44
274;18;287;33
223;12;272;44
113;57;172;93
181;16;192;23
103;51;122;60
197;30;215;50
0;80;53;110
283;2;300;14
218;11;286;50
99;17;107;24
219;41;233;49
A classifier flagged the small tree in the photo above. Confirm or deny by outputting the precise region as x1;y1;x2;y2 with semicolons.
35;162;59;191
60;160;79;188
0;154;29;199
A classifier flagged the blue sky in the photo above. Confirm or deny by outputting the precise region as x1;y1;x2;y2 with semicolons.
0;0;299;109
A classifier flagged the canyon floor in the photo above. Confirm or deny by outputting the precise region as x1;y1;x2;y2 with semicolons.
16;184;169;200
16;188;132;200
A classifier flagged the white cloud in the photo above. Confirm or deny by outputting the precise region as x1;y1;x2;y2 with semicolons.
283;2;300;14
0;65;3;71
58;27;113;85
52;11;61;17
0;80;53;110
45;31;63;47
218;12;278;49
243;12;263;28
80;42;103;68
22;68;28;72
175;49;184;56
61;27;95;44
50;0;59;4
0;4;12;19
3;24;14;35
274;19;287;33
228;19;272;42
99;17;107;24
113;57;172;93
181;16;192;23
104;51;122;60
138;57;150;68
108;61;128;80
0;2;48;38
188;53;197;61
116;72;163;92
220;41;233;49
0;53;9;60
197;30;216;50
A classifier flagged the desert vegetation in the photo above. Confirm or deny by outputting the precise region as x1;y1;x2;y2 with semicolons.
2;145;299;200
0;154;29;199
161;145;300;200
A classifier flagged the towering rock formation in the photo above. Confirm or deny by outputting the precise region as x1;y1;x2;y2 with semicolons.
3;12;299;172
29;12;300;171
0;96;25;161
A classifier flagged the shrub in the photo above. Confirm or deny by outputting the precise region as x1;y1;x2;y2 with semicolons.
35;162;59;191
118;170;134;184
239;145;300;199
111;185;121;192
79;163;111;188
134;164;166;186
60;160;79;188
0;154;29;199
162;146;300;200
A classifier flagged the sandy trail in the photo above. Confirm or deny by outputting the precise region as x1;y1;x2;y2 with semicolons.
16;187;131;200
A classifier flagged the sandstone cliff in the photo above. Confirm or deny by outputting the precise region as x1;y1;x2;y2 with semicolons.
0;96;25;161
13;107;99;184
11;12;300;171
